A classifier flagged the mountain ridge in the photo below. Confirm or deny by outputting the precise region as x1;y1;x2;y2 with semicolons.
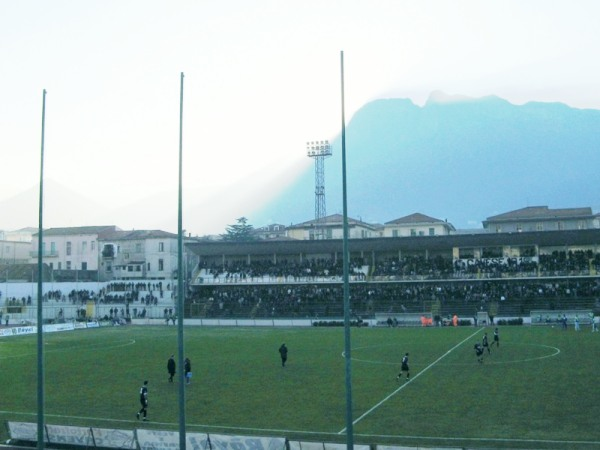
252;92;600;229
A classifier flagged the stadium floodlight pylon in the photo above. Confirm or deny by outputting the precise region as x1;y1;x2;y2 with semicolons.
306;140;332;240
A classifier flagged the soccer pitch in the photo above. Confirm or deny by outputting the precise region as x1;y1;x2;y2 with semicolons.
1;324;599;450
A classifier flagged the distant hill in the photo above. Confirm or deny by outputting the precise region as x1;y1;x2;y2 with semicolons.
252;92;600;229
0;179;107;230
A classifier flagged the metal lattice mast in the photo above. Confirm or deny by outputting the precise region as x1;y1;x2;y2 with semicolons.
307;140;332;239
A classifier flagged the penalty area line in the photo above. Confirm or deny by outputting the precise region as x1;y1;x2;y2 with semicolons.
338;328;483;435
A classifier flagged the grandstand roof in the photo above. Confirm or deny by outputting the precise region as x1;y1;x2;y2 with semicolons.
186;229;600;258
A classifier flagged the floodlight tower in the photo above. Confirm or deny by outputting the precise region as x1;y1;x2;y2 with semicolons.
307;140;332;240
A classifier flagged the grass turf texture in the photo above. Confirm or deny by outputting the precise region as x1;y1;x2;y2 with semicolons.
1;325;599;449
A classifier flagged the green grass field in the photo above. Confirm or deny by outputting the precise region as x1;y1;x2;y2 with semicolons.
1;324;599;449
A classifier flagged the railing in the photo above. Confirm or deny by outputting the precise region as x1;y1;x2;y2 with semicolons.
29;250;59;258
192;270;599;285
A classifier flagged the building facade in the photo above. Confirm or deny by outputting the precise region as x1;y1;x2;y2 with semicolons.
0;240;30;264
482;206;600;233
30;226;119;273
383;213;456;237
286;214;381;240
99;230;180;281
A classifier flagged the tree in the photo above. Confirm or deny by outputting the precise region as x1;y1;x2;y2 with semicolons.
221;217;256;241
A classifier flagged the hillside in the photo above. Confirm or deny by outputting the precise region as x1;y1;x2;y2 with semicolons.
253;92;600;229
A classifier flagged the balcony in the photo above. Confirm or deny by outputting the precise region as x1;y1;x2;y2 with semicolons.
30;250;59;258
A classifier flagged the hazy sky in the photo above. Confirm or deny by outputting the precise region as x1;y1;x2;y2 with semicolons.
2;1;600;235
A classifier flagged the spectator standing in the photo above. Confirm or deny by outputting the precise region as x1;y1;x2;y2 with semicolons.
184;358;192;384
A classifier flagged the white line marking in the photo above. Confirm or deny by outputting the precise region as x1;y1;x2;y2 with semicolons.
338;328;483;434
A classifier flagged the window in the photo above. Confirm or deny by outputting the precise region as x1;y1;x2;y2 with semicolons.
429;228;435;236
482;247;503;258
392;229;399;237
91;241;95;251
536;223;544;231
135;243;142;253
557;221;564;230
50;242;56;254
82;241;87;253
82;262;87;270
410;229;416;236
66;261;71;270
58;262;62;270
66;241;72;256
516;224;522;233
459;248;474;259
418;230;425;236
495;226;502;233
158;242;164;252
106;263;112;273
147;262;151;271
519;246;536;257
158;259;164;271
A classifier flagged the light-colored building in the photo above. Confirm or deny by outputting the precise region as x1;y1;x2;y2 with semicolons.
99;229;180;281
1;227;37;242
383;213;456;237
0;240;30;264
482;206;600;233
286;214;380;240
252;223;288;240
30;226;119;272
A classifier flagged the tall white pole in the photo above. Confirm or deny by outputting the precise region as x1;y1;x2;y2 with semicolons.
37;88;47;450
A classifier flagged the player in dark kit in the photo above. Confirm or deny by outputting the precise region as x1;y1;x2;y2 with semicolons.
396;353;410;381
167;354;176;382
493;328;499;347
279;343;288;367
482;332;491;354
137;380;149;421
474;343;484;363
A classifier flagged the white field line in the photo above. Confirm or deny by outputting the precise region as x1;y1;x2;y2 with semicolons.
338;328;483;434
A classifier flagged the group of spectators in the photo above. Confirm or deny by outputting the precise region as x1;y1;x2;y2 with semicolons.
35;282;170;306
197;250;600;283
200;258;367;282
189;277;600;319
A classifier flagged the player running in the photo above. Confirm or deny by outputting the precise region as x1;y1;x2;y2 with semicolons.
137;380;149;421
482;332;491;354
474;343;484;363
396;352;410;381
